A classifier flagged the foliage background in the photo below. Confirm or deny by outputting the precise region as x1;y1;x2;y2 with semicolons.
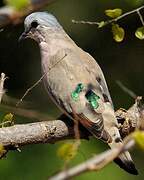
0;0;144;179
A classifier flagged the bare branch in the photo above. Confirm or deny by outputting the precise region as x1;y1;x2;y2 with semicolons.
0;73;7;103
0;104;53;121
0;97;143;150
72;5;144;27
0;120;76;148
0;96;143;148
72;19;100;25
16;54;67;107
136;9;144;26
49;139;135;180
116;80;137;99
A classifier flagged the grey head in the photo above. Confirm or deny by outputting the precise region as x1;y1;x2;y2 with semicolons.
19;12;63;42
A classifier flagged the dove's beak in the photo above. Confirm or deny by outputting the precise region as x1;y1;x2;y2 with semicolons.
19;32;29;42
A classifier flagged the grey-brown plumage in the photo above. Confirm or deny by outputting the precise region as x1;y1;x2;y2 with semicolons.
20;12;138;175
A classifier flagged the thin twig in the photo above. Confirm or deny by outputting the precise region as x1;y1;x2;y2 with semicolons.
136;10;144;26
116;80;137;99
16;54;67;107
16;74;45;107
49;138;135;180
72;5;144;27
0;121;12;128
0;73;7;103
0;104;53;121
110;5;144;23
72;19;99;25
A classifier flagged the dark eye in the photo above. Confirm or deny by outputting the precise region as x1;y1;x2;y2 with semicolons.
31;21;38;28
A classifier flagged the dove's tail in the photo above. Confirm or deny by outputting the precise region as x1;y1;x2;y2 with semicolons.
114;150;138;175
108;128;138;175
102;103;138;175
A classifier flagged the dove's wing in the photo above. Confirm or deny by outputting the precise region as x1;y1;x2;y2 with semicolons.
42;48;114;142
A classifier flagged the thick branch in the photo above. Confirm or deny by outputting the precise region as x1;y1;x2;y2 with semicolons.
0;97;143;149
0;97;143;178
0;120;76;148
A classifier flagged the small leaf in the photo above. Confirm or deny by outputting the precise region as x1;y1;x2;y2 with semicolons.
98;21;106;28
0;144;7;158
135;26;144;40
132;131;144;150
1;113;14;127
3;113;13;121
111;23;125;42
105;8;122;18
5;0;30;10
57;142;78;162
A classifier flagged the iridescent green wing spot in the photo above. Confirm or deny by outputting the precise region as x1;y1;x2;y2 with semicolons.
85;90;100;109
71;83;84;101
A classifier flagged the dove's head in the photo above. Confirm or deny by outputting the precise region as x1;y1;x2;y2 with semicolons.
19;12;63;42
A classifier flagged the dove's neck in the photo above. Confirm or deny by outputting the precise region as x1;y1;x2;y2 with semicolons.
39;29;77;68
40;29;75;55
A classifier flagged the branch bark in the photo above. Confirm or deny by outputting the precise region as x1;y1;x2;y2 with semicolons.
0;120;75;148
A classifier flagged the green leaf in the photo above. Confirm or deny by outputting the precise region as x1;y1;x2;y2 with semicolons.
132;131;144;149
1;113;14;127
98;21;106;28
5;0;30;10
57;142;78;162
105;8;122;18
3;113;13;121
111;23;125;42
135;26;144;40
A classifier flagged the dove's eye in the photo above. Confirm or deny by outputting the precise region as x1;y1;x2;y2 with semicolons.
31;21;38;28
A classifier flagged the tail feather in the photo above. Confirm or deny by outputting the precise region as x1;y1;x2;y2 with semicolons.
114;151;138;175
107;127;138;175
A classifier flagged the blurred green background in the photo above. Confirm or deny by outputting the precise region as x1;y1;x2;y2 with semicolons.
0;0;144;179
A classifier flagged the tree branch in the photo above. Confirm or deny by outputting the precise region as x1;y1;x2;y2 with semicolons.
49;139;135;180
72;5;144;28
0;96;143;149
0;120;76;148
0;117;91;150
0;73;7;103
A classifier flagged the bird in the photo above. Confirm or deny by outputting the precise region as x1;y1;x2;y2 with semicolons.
19;12;138;175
